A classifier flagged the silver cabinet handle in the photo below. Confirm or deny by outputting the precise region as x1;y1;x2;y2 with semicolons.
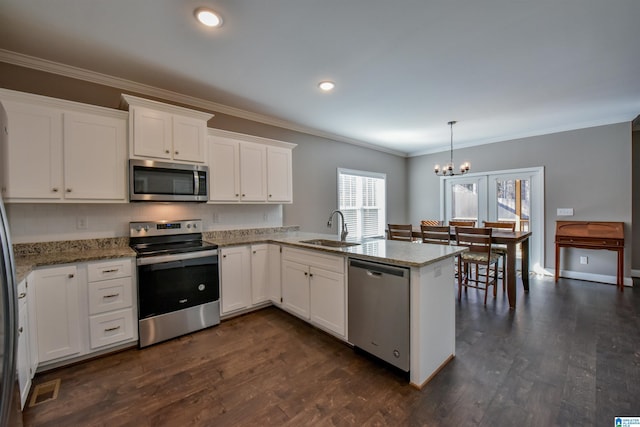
102;269;119;273
52;188;59;192
68;274;75;278
175;151;179;155
18;292;26;299
104;326;121;332
165;149;170;154
66;188;72;193
18;327;23;334
103;293;120;299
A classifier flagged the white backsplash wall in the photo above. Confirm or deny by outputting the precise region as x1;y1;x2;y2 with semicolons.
7;203;283;243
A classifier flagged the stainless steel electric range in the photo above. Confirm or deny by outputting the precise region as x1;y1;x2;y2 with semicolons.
129;219;219;348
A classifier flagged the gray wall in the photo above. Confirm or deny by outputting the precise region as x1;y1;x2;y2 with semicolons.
633;130;640;273
408;123;633;278
0;61;408;237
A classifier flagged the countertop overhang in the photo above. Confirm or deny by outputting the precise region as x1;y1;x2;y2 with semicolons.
212;232;467;268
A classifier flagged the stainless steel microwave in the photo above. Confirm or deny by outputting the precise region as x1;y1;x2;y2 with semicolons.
129;159;208;202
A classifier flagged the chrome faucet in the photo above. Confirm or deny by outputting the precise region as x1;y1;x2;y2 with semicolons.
327;209;349;241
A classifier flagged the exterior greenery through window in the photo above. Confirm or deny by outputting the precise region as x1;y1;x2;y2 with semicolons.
337;168;386;239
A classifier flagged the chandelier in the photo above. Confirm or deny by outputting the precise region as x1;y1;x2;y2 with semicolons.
434;121;470;176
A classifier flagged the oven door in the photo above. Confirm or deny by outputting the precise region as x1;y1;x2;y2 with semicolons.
137;251;219;319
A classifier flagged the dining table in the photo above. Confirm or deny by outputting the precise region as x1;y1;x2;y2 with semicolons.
412;227;532;309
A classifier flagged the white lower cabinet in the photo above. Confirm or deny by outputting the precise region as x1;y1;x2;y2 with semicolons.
30;258;137;370
220;246;251;314
33;265;82;363
281;247;346;338
87;259;136;351
220;244;281;316
16;276;32;409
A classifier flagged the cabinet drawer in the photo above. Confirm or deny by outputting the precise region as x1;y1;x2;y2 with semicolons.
282;247;344;274
89;308;134;349
88;277;133;315
88;259;132;282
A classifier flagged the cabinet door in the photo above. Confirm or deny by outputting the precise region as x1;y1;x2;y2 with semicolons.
2;101;63;199
310;267;345;337
251;244;269;305
173;114;206;163
239;142;267;201
220;246;251;314
281;260;310;319
131;106;172;159
63;112;126;200
33;265;82;363
26;274;38;377
209;137;240;201
267;244;282;304
17;280;31;409
267;147;293;202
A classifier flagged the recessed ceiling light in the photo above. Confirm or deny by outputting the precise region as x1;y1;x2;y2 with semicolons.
195;7;223;28
318;81;336;92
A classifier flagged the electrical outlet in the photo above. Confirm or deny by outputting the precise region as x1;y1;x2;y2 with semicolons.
263;213;269;222
580;256;588;265
557;208;574;216
76;216;88;230
212;213;219;223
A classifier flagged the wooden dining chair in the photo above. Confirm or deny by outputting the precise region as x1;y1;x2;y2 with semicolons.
420;219;442;226
387;224;413;241
454;227;500;304
482;221;516;291
420;225;451;245
449;220;476;227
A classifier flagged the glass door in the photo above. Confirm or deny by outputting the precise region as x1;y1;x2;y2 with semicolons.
442;175;487;227
441;167;544;273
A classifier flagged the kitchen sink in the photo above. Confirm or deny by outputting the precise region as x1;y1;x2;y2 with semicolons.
299;239;361;248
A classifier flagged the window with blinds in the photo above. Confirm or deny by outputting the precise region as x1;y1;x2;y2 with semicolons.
337;168;386;239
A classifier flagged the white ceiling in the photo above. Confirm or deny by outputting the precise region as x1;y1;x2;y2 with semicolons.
1;0;639;156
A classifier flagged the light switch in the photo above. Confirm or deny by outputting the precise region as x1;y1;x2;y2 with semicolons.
557;208;574;216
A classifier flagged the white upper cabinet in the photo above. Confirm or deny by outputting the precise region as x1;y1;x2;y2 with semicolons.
0;89;127;203
209;136;241;201
266;146;293;202
239;142;267;201
207;128;296;203
121;94;212;164
63;112;126;200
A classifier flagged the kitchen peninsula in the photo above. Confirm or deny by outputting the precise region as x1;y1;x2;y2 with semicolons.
216;231;466;389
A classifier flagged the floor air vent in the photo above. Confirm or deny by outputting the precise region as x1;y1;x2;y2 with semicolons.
29;378;61;407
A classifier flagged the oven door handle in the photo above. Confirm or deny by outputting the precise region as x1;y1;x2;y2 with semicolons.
144;259;183;271
137;249;218;266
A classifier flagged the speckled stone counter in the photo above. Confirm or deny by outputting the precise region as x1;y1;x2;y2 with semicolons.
13;237;136;282
206;229;467;268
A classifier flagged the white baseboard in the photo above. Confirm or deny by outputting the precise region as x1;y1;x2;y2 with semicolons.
552;269;633;287
631;269;640;278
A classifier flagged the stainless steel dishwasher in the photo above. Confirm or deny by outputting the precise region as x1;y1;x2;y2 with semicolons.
348;258;410;371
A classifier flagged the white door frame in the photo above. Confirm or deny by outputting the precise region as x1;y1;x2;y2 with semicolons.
440;167;545;274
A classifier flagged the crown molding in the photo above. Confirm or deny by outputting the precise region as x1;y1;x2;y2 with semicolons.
0;49;407;157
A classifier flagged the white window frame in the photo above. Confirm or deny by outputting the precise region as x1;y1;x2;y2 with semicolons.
337;168;387;239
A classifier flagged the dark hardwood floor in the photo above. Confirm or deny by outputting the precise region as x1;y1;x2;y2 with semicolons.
23;276;640;426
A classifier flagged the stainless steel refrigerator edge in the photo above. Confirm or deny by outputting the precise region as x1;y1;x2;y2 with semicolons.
0;102;23;426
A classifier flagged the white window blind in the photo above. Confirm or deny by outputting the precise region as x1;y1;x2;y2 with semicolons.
337;168;386;239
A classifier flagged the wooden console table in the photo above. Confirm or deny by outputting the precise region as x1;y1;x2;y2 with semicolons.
554;221;624;290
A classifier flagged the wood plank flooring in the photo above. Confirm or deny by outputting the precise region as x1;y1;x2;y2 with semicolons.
23;276;640;426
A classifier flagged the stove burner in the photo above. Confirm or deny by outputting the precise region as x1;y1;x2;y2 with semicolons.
129;219;217;257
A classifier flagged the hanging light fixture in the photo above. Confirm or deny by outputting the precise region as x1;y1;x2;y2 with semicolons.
434;120;470;176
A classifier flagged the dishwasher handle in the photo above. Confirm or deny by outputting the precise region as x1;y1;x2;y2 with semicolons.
349;259;408;278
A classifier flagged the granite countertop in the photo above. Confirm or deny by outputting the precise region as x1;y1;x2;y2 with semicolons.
13;238;136;283
208;231;467;268
12;226;466;283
